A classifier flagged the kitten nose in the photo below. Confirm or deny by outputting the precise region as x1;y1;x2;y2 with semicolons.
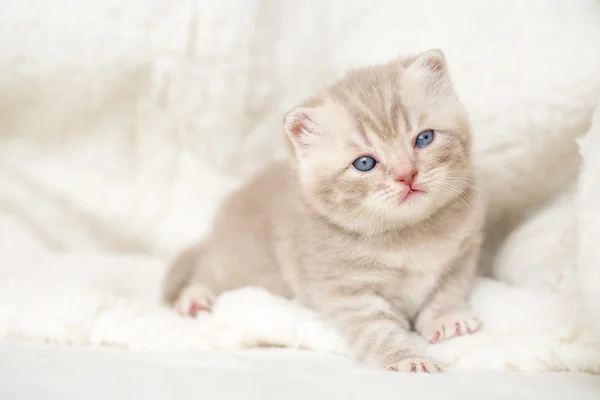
394;169;418;186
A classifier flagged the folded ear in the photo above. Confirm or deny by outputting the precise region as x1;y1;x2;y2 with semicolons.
404;49;452;93
283;107;320;151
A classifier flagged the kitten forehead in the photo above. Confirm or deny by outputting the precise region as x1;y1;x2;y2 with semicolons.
316;98;373;147
305;51;459;140
326;61;407;143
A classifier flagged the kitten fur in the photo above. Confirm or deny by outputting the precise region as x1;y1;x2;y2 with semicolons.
163;49;484;373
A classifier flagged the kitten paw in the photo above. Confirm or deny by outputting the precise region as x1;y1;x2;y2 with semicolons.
174;284;216;317
420;311;481;344
387;357;442;373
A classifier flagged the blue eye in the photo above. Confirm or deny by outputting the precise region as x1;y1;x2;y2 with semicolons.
415;130;435;148
352;156;377;172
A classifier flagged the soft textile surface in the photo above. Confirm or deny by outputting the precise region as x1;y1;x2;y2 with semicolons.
493;104;600;338
2;342;600;400
2;0;600;256
579;104;600;338
1;253;599;373
1;0;600;374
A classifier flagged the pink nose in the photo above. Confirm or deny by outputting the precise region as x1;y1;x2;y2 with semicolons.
394;169;418;186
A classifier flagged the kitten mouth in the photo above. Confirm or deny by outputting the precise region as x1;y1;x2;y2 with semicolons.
397;189;425;204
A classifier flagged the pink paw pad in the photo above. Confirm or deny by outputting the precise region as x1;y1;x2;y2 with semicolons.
422;312;482;344
174;284;216;317
387;358;443;373
186;301;211;317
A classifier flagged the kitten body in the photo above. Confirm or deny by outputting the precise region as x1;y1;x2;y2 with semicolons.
164;50;484;372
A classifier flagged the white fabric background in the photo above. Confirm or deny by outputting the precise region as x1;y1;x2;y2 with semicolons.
1;0;600;384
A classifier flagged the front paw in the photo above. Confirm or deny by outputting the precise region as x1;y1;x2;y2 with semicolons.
386;357;442;373
174;284;216;317
419;311;481;344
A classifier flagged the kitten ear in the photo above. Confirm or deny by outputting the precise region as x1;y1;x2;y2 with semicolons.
404;49;452;93
283;107;319;149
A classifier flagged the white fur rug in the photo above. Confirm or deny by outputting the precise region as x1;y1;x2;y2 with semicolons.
1;0;600;374
1;252;598;373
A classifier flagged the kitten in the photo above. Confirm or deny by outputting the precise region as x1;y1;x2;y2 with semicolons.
163;49;484;373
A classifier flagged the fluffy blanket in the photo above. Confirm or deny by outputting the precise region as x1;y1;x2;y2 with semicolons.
1;252;599;372
1;0;600;373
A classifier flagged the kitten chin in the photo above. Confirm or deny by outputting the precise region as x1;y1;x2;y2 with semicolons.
164;49;484;373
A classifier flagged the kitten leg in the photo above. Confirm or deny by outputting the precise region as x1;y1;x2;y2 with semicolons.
311;286;442;373
163;243;206;305
163;242;218;315
415;238;482;343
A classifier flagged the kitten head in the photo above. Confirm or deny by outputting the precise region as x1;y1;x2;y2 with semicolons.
284;49;473;234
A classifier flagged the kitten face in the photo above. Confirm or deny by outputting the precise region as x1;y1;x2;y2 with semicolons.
284;50;473;234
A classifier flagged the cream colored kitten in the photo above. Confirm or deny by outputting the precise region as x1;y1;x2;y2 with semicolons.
163;49;484;373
